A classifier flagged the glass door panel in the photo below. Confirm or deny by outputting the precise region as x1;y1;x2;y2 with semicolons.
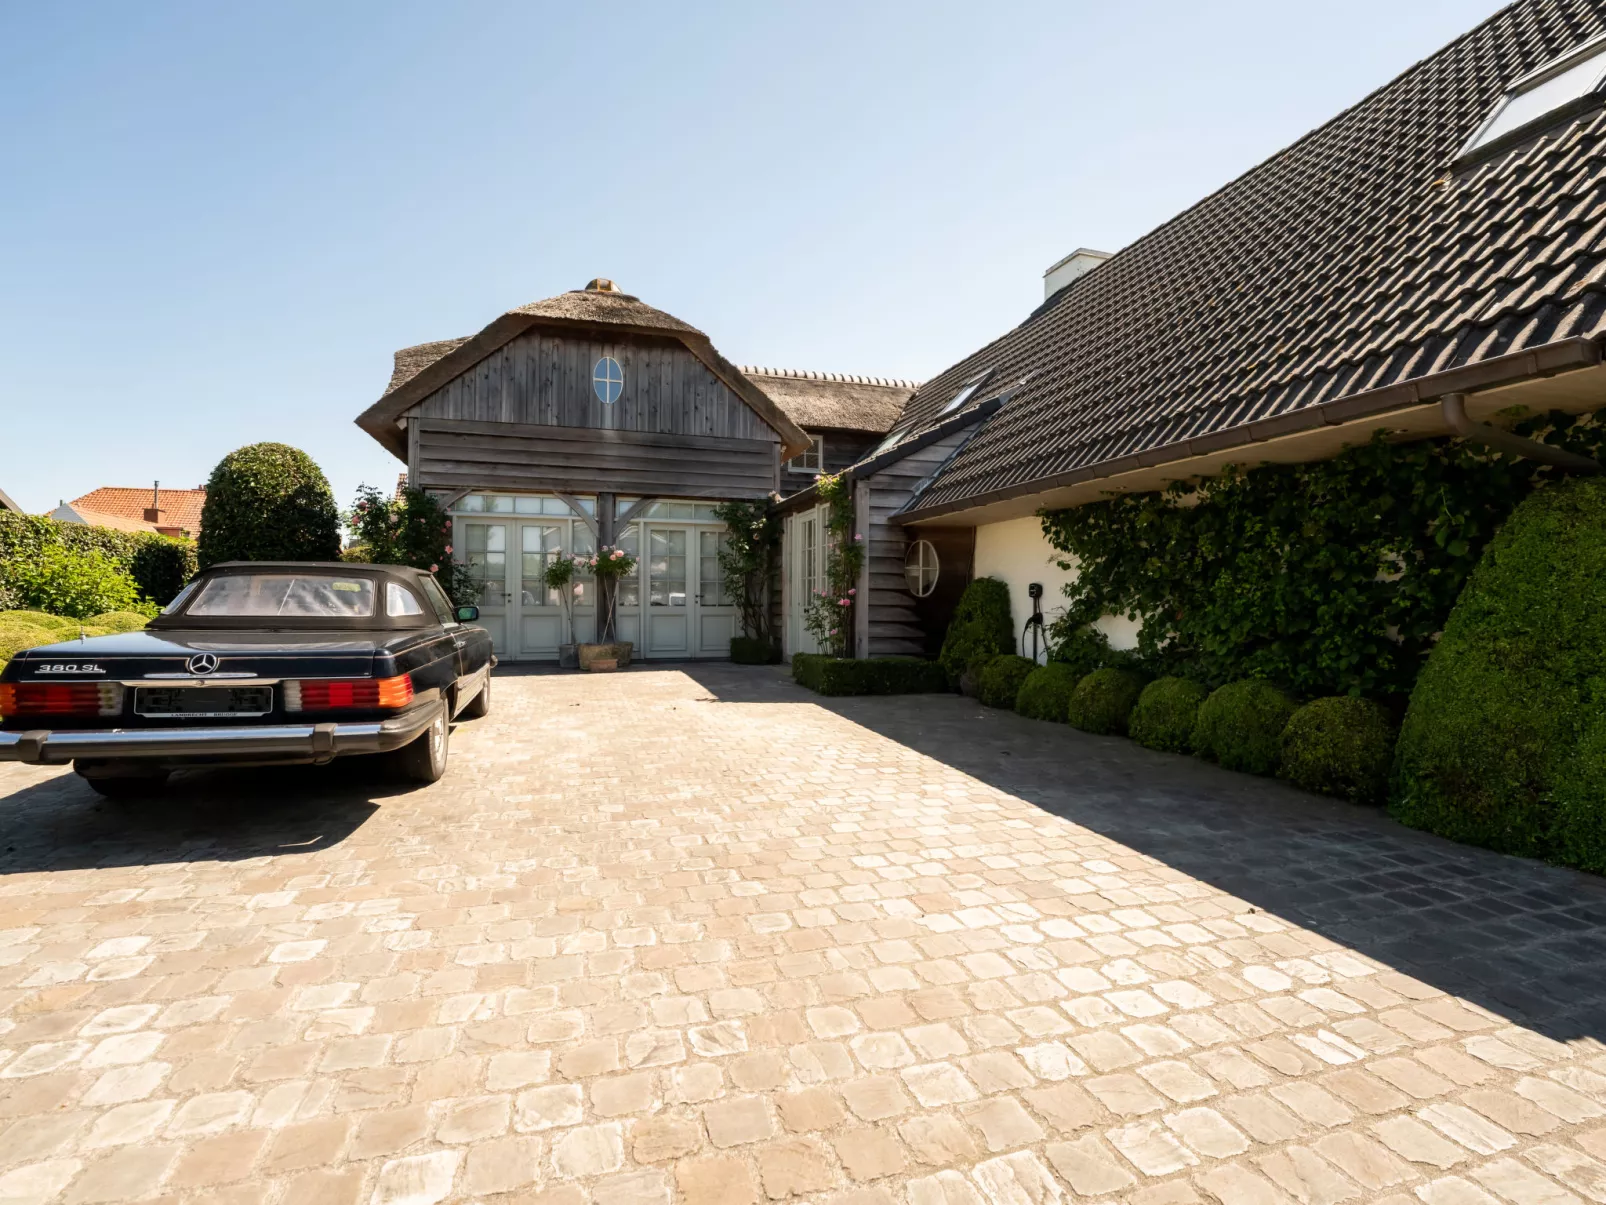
697;529;736;656
458;521;509;655
612;524;639;648
646;526;689;655
518;523;566;657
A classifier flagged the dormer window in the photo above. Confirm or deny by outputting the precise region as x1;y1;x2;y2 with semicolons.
1458;33;1606;165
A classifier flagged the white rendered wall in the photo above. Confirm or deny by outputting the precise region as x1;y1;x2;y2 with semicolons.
971;516;1139;663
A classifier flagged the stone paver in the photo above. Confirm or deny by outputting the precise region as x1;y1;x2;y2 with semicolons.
0;663;1603;1204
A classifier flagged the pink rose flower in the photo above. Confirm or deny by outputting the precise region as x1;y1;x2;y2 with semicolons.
430;563;439;572
848;588;856;596
444;545;452;554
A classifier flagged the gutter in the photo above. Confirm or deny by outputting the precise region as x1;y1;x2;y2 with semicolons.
894;336;1603;524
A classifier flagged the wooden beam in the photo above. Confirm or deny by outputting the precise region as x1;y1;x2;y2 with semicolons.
555;492;599;538
615;496;657;529
432;487;475;512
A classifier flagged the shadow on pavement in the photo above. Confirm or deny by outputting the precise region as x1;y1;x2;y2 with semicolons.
679;662;1606;1044
0;760;386;875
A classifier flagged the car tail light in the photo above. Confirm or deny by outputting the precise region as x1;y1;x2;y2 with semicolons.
0;682;123;718
282;674;414;712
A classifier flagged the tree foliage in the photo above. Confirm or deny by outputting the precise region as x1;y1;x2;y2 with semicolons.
199;443;341;568
1040;419;1605;700
346;484;476;605
712;498;781;645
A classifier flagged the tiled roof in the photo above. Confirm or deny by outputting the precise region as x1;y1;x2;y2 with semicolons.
739;367;920;434
70;487;206;535
907;0;1606;515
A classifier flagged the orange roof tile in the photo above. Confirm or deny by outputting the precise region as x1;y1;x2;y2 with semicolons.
69;487;206;536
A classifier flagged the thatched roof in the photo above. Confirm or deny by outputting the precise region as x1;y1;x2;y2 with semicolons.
358;284;810;460
740;367;919;435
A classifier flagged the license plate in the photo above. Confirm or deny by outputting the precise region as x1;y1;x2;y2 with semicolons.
134;686;274;719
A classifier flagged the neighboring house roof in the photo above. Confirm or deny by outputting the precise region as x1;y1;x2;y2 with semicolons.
359;283;812;460
900;0;1606;521
0;486;20;513
739;367;919;435
65;487;206;535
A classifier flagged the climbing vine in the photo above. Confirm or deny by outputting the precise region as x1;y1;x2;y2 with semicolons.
711;497;782;644
802;472;865;658
1041;414;1606;700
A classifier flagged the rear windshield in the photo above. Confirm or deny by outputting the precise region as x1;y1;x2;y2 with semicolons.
187;574;377;618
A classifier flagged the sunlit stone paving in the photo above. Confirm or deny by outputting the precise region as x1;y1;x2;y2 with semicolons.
1;664;1604;1205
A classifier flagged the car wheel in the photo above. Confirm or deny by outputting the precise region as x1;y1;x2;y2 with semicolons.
459;675;491;720
77;768;170;800
393;704;450;784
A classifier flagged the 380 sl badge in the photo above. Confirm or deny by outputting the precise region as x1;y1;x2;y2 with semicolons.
38;663;105;674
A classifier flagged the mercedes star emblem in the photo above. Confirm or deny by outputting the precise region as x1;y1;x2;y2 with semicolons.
185;653;220;675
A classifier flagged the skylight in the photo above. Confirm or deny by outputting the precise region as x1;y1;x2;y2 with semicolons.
1459;33;1606;163
941;370;993;416
870;424;912;457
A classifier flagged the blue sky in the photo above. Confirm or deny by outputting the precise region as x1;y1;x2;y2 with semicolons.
1;0;1501;515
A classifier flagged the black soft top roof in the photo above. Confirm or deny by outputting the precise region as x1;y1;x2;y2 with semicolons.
149;562;448;632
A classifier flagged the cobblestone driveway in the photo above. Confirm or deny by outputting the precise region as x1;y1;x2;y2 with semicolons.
1;665;1605;1205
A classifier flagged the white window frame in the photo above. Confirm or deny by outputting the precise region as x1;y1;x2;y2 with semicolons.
904;539;939;598
785;434;825;474
1458;32;1606;166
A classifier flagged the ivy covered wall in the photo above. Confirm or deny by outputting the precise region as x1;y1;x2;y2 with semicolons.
1039;416;1605;701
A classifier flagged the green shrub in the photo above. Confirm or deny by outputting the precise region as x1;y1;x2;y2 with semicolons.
1279;697;1395;804
1391;476;1606;866
1;610;82;637
731;636;777;665
791;653;946;696
5;546;151;620
938;578;1013;685
199;443;341;568
1066;668;1146;735
1129;676;1209;753
1194;679;1297;774
1015;663;1081;722
86;611;152;634
1049;623;1112;680
0;511;195;608
978;655;1036;709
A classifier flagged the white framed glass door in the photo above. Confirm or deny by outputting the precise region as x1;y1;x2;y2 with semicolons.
461;520;510;654
645;526;690;656
517;523;567;658
697;529;737;655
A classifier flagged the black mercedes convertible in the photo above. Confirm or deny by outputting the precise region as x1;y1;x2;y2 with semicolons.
0;562;495;796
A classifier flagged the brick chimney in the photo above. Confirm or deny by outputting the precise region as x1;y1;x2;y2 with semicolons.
143;480;164;525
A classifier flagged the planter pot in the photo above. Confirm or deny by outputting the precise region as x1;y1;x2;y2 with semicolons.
579;641;633;671
557;644;579;669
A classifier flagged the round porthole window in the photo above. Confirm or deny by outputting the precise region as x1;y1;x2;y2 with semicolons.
904;539;939;597
593;356;624;404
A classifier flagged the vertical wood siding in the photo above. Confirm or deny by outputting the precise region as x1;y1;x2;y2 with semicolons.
410;331;776;443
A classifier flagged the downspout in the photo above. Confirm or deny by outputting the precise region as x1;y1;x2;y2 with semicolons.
1442;393;1600;472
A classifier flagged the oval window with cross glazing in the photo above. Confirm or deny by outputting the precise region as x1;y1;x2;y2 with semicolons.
904;539;939;597
593;356;624;404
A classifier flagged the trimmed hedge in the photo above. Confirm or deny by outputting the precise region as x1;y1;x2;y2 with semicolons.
1015;663;1081;722
5;545;149;619
0;609;149;668
791;654;947;696
1066;668;1146;735
1129;677;1209;753
0;511;194;607
730;636;777;665
199;443;341;568
1279;697;1395;804
938;577;1013;685
1193;679;1297;774
978;655;1036;709
1392;476;1606;868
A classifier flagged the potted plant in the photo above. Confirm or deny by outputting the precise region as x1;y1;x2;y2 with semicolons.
542;555;580;668
576;545;636;671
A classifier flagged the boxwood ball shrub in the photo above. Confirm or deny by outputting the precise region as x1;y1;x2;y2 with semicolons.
978;655;1036;709
199;442;341;568
1392;476;1606;868
1015;663;1081;722
1066;667;1146;735
1129;676;1210;752
938;577;1013;685
1279;697;1395;804
1193;679;1297;774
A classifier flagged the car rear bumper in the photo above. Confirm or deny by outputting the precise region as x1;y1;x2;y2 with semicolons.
0;708;435;767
